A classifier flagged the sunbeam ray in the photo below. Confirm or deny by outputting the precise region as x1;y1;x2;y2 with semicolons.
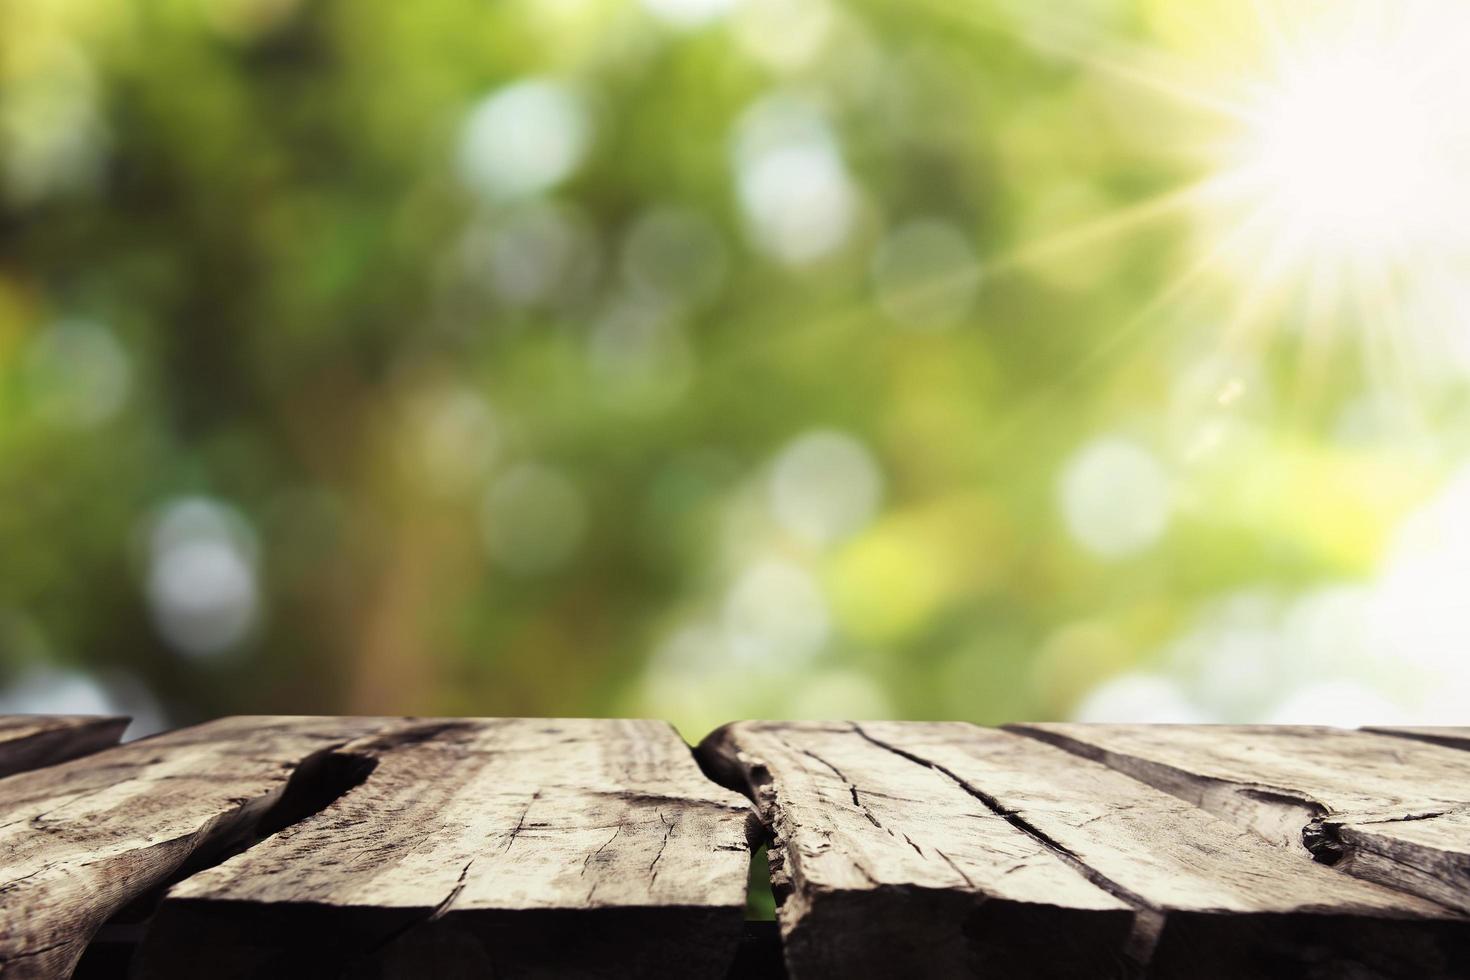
905;0;1254;120
975;200;1274;456
984;178;1221;276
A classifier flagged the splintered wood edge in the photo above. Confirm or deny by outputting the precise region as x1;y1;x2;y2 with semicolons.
707;721;1470;980
866;721;1470;979
0;714;130;778
1008;722;1470;918
695;722;1138;979
0;715;404;979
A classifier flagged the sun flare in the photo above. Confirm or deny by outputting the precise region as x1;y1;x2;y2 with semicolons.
1239;59;1443;247
1166;0;1470;392
1211;8;1470;267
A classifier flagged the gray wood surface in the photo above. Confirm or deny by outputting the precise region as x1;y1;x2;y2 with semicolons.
0;715;394;979
1014;723;1470;917
698;721;1133;979
700;721;1470;979
134;718;754;980
0;714;127;778
8;716;1470;977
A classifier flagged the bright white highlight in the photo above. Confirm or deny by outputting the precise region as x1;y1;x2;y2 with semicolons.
1245;69;1425;235
1265;681;1407;727
1366;465;1470;716
1073;673;1206;724
145;498;261;657
1059;437;1171;559
2;41;108;205
457;79;590;201
1189;1;1470;382
787;669;893;720
1219;26;1468;266
733;95;858;265
0;666;166;739
768;430;883;546
732;0;835;73
722;559;829;663
641;0;734;29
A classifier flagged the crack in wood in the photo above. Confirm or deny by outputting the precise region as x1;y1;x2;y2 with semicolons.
1008;724;1331;854
697;722;1140;978
0;718;396;979
649;811;675;885
501;791;540;853
934;848;975;888
428;859;474;922
1008;723;1470;920
3;939;75;964
583;819;625;876
849;723;1154;913
793;743;885;831
583;788;751;813
129;718;752;980
21;716;1470;980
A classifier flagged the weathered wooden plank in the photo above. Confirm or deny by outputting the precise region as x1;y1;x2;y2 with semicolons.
0;715;396;979
698;721;1135;978
0;714;128;778
855;722;1470;979
704;722;1470;979
134;718;754;980
1014;723;1470;916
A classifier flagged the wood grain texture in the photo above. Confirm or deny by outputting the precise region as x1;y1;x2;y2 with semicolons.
0;715;395;980
1014;723;1470;916
856;722;1470;979
135;718;755;980
704;721;1470;979
0;714;127;778
698;721;1134;979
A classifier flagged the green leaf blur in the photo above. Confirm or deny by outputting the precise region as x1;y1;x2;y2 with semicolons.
3;0;1467;736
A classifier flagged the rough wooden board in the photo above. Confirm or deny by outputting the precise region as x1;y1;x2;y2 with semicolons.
0;714;128;778
0;715;399;980
1014;723;1470;915
698;721;1135;979
134;718;754;980
855;722;1470;979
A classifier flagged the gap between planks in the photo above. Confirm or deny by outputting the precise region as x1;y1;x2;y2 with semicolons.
10;716;1470;980
0;716;758;980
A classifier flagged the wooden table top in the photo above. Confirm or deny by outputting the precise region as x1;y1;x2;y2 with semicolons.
1;715;1468;979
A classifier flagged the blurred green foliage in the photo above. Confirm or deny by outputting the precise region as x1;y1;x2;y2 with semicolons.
1;0;1462;736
